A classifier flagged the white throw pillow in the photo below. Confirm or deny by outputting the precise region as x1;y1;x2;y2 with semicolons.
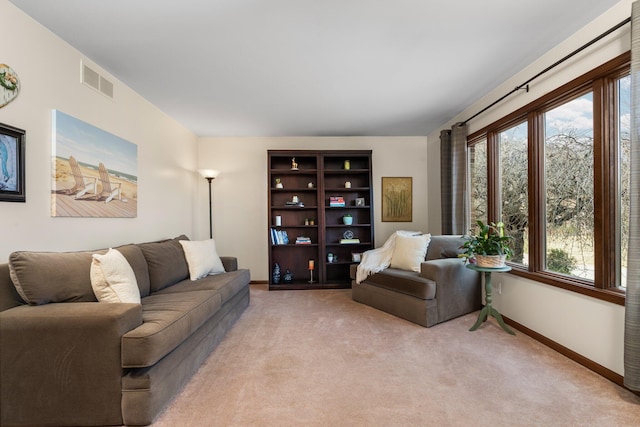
390;233;431;272
90;248;141;303
179;239;226;280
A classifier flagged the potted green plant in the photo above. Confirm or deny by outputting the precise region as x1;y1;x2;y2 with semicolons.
343;213;353;225
460;220;513;267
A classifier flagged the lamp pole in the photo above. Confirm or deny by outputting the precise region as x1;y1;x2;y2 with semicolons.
206;177;213;239
199;169;219;240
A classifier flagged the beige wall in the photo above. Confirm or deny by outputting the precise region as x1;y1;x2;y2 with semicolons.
197;137;428;281
0;0;198;261
426;0;633;375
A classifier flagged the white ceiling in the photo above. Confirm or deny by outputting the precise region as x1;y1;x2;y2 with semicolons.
10;0;622;137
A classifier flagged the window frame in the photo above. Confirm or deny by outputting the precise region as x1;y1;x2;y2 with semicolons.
467;52;630;306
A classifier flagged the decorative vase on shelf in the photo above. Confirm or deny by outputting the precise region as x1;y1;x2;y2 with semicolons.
272;263;281;284
343;215;353;225
283;269;293;283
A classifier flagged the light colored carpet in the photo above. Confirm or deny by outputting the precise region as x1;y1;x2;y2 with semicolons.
152;285;640;426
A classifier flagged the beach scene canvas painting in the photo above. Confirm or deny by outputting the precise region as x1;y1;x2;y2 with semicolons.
52;110;137;217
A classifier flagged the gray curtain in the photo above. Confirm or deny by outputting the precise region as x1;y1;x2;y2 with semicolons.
625;0;640;392
440;123;469;235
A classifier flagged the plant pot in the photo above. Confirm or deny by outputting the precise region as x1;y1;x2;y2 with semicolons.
343;216;353;225
474;254;507;268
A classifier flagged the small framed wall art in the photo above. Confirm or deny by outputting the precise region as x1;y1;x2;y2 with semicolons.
0;123;26;202
0;64;21;108
381;176;412;222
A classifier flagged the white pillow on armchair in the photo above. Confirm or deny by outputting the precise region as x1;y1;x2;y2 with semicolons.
390;233;431;272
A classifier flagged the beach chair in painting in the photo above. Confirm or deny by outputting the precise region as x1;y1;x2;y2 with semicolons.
97;162;122;204
68;155;97;199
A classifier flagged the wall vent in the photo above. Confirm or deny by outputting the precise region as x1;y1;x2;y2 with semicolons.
81;61;114;99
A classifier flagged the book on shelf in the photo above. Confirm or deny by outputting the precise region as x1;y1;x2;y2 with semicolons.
339;238;361;244
270;228;289;245
295;236;312;245
329;196;345;207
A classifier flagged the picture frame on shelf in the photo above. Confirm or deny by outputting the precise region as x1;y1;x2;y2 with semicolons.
355;197;365;207
382;177;412;222
0;123;26;203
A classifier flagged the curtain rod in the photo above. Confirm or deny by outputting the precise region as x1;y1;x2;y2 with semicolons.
460;17;631;126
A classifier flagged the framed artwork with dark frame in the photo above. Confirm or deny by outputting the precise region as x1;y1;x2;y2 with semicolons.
382;176;412;222
0;123;25;202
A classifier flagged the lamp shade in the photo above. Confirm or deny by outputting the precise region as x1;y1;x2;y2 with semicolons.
198;169;220;179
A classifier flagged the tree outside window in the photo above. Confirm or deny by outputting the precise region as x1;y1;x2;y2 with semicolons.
544;93;594;280
470;140;487;227
500;123;529;266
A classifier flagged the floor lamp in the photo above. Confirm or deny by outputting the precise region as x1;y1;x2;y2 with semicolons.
198;169;220;239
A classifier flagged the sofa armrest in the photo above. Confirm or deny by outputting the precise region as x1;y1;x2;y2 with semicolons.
221;256;238;272
420;258;466;280
0;302;142;426
420;258;481;323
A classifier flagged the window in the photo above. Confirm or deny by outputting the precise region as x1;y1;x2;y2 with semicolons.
544;94;594;279
500;122;529;266
470;139;487;226
467;53;629;304
618;75;631;289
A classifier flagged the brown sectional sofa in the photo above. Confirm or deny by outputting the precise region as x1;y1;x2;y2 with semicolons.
0;235;250;426
351;235;481;327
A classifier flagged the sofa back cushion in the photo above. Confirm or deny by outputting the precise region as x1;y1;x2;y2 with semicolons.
138;236;189;293
8;250;101;305
115;244;151;297
425;235;465;261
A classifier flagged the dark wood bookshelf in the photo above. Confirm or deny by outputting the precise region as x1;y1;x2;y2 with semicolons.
267;150;374;290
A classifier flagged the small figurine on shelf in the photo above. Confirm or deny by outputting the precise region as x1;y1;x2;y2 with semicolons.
291;157;298;170
272;263;281;284
275;178;283;189
283;269;294;283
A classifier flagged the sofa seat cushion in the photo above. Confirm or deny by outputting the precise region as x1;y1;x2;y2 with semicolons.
121;290;221;368
363;268;436;300
155;269;250;305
